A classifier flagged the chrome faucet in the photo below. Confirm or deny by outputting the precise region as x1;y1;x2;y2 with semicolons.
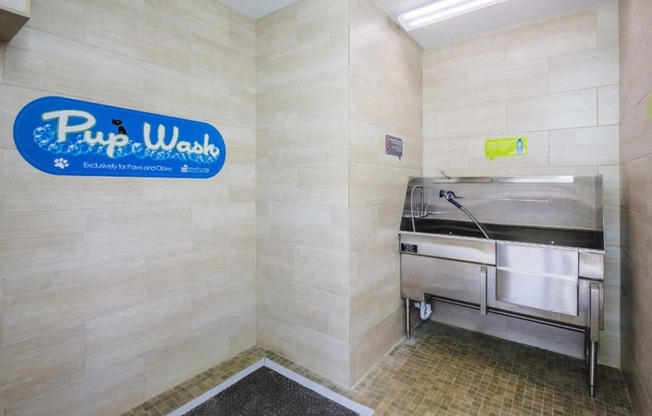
410;185;428;218
410;185;428;232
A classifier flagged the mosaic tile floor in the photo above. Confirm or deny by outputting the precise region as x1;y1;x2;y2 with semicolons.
121;322;633;416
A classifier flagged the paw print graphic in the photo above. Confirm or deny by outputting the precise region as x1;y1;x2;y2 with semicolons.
54;158;69;169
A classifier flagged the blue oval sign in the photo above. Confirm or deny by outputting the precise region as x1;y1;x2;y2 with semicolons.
13;96;226;179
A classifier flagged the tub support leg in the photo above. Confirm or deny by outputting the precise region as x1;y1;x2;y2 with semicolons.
405;298;411;340
589;340;598;397
584;330;590;366
589;282;600;397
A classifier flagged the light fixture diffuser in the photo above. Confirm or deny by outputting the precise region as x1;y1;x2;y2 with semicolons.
398;0;508;31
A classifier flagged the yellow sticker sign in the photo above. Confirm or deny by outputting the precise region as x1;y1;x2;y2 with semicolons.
485;137;527;161
648;94;652;119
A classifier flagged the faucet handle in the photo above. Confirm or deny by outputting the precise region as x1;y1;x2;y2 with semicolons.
439;190;460;199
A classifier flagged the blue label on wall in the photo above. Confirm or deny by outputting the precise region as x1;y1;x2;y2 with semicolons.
13;96;226;179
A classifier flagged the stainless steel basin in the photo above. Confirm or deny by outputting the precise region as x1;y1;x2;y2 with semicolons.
399;175;605;396
401;218;604;250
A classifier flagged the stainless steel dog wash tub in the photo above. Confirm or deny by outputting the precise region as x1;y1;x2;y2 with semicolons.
399;176;604;396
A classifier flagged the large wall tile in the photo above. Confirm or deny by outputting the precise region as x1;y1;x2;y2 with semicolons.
78;356;147;416
598;0;619;47
257;86;298;128
297;327;350;388
5;354;147;416
549;46;619;93
258;314;298;359
144;326;231;399
4;261;143;343
191;266;255;332
267;202;331;228
619;0;652;70
350;163;406;206
599;164;621;207
256;163;298;202
0;210;85;279
620;42;649;118
144;244;228;302
192;202;255;247
423;137;470;175
0;325;85;408
424;59;548;111
84;0;192;73
298;77;348;123
349;206;379;251
329;206;350;252
5;27;147;109
436;102;507;138
0;209;83;255
24;0;83;41
506;8;596;62
507;89;597;132
85;294;193;374
350;239;399;297
4;383;76;416
218;125;256;166
264;270;298;325
603;205;622;248
352;307;403;381
259;120;347;164
297;163;348;206
427;31;506;80
599;84;621;125
143;179;229;207
191;31;255;86
620;98;652;163
296;246;349;297
349;74;406;131
550;126;619;166
85;207;193;264
350;273;400;338
502;59;550;99
293;285;347;337
350;27;381;87
0;86;45;149
349;118;384;165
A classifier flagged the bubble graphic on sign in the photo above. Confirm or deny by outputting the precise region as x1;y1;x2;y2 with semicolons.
31;123;220;166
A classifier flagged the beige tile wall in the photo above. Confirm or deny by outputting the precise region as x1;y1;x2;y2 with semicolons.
255;0;353;388
256;0;422;388
0;0;28;14
423;0;622;367
619;0;652;413
348;0;422;384
0;1;256;415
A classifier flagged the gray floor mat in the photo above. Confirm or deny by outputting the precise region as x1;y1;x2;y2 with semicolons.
183;367;359;416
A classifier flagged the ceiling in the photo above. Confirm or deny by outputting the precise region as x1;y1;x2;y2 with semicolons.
217;0;606;49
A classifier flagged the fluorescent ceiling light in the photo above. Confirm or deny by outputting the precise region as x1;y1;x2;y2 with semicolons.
398;0;508;31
